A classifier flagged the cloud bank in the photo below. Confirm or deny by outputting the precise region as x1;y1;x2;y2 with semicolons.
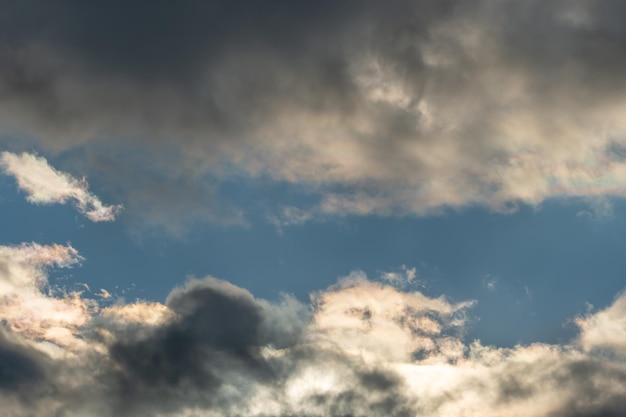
1;244;626;416
3;1;626;227
1;151;122;221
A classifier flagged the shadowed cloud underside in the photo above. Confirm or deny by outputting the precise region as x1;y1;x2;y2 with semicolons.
1;243;626;417
2;1;626;230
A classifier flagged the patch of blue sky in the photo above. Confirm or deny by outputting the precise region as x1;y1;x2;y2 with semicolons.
3;170;626;348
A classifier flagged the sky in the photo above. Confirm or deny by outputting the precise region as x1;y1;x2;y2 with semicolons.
3;1;626;416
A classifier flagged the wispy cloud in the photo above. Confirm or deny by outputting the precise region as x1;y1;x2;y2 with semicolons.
380;265;419;288
1;151;122;221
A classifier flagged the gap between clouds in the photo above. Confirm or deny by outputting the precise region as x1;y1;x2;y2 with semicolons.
0;151;122;222
1;241;626;416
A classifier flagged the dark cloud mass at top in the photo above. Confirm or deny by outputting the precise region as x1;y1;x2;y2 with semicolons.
4;0;626;230
0;0;368;138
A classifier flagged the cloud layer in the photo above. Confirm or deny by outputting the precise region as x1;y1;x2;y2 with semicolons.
3;1;626;227
1;243;626;416
3;3;626;415
1;151;122;221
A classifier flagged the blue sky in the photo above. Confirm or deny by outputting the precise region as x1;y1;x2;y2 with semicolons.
2;168;625;349
3;2;626;416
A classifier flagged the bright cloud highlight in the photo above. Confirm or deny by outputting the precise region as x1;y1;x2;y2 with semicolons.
0;151;122;222
1;249;626;417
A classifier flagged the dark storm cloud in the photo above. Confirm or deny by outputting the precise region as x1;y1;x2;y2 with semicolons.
0;0;360;77
0;328;46;390
106;278;282;414
0;328;62;417
325;369;415;417
109;279;273;390
13;1;626;228
495;357;626;417
0;0;368;139
99;277;418;416
545;359;626;417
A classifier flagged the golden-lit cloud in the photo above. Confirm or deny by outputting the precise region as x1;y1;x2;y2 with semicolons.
0;243;95;351
1;152;122;222
576;291;626;354
1;253;626;417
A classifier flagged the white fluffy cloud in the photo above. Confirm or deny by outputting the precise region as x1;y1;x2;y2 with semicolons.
0;151;122;222
1;252;626;417
0;242;94;351
576;292;626;354
311;271;473;363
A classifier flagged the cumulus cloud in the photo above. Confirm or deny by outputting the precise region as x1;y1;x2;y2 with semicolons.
312;271;473;363
3;1;626;228
0;151;122;221
2;249;626;416
0;242;96;351
576;292;626;354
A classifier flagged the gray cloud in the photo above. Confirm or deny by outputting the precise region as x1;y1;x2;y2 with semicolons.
4;1;626;229
0;329;46;391
107;279;280;414
2;250;626;416
0;328;61;417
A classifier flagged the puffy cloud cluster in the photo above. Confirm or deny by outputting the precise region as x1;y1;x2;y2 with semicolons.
1;247;626;416
2;1;626;228
0;243;94;351
576;292;626;354
1;152;122;221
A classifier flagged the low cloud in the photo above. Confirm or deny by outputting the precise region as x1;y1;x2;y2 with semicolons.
0;242;95;351
1;151;122;221
3;1;626;228
576;291;626;354
1;246;626;416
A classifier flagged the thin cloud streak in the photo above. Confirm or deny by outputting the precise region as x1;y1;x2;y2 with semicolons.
0;151;122;221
